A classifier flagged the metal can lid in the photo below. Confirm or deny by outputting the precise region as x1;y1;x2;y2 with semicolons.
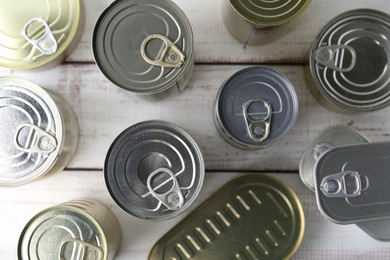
0;77;63;187
104;120;204;221
93;0;194;95
0;0;80;70
299;125;369;191
228;0;311;26
315;142;390;224
148;175;305;259
215;67;298;149
310;9;390;112
18;204;107;260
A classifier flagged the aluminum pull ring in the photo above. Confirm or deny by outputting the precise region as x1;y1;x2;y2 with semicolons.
147;168;184;210
315;45;356;72
141;34;185;68
320;171;362;198
243;99;272;143
59;238;104;260
22;18;58;55
14;124;57;154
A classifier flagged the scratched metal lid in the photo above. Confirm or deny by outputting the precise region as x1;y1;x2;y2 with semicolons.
228;0;311;26
315;142;390;224
310;9;390;112
0;77;63;187
149;175;305;259
0;0;80;70
104;120;204;221
214;67;298;149
18;204;107;260
93;0;194;95
299;125;369;191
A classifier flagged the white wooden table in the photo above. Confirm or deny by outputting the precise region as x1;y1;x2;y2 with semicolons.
1;0;390;259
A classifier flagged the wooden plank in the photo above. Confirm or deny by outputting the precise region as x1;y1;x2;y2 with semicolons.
68;0;390;63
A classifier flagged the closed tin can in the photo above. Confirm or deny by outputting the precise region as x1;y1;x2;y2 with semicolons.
104;120;204;221
299;125;370;191
309;9;390;113
93;0;194;98
0;0;81;70
0;77;79;187
18;199;121;260
222;0;311;45
149;175;305;259
214;67;298;150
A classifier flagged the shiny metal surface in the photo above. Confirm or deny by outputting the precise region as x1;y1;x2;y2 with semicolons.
0;0;80;70
214;67;298;149
93;0;194;96
148;175;305;260
104;120;204;221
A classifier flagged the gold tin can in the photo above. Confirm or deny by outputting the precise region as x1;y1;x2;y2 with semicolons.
222;0;311;45
0;0;81;70
18;199;121;260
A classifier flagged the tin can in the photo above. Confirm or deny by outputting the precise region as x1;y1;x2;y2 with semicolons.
309;9;390;113
93;0;194;98
299;125;370;191
104;120;204;221
149;175;305;259
18;199;121;260
0;77;79;187
221;0;311;45
0;0;81;70
214;67;298;150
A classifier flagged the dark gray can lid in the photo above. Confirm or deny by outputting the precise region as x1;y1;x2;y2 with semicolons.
310;9;390;112
93;0;194;95
104;120;204;221
215;67;298;149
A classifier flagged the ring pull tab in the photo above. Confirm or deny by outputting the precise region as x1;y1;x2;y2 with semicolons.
140;34;185;68
147;168;184;210
315;45;356;72
243;99;272;143
59;238;104;260
14;124;57;154
314;142;334;160
320;171;362;198
22;18;58;55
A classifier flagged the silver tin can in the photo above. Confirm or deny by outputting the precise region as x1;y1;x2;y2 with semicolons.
18;199;121;260
221;0;311;45
299;125;370;191
214;67;298;150
93;0;194;98
309;9;390;113
104;120;204;221
0;77;79;187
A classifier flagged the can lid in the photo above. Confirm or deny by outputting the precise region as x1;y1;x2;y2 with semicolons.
0;77;63;187
18;204;107;260
104;120;204;221
148;175;305;259
0;0;80;69
315;142;390;223
228;0;311;26
93;0;194;95
215;67;298;149
299;125;369;191
310;9;390;112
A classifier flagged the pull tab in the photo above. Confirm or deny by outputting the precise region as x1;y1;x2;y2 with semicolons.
140;34;185;68
315;45;356;72
22;18;58;55
243;99;272;142
14;124;57;154
320;171;362;198
59;239;104;260
147;168;184;210
314;142;333;160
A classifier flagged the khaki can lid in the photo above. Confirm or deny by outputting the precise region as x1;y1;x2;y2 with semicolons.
148;175;305;259
0;77;63;187
0;0;80;70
